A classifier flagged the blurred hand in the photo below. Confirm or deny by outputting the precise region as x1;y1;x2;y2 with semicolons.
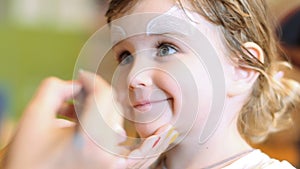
127;124;178;169
0;71;178;169
2;72;126;169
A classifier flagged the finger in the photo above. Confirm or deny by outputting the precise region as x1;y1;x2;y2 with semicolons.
76;70;124;153
144;123;173;150
153;129;179;153
134;133;179;169
138;128;178;168
138;155;161;169
126;126;172;168
129;151;160;169
77;69;110;93
130;125;172;158
129;125;178;169
20;78;81;131
13;78;80;161
57;102;77;122
149;124;173;154
71;128;128;169
77;70;124;131
127;134;161;159
126;149;144;169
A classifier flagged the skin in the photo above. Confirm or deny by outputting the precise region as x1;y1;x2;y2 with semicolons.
112;0;264;168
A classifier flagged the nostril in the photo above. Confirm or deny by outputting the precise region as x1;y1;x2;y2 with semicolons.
129;81;147;90
128;71;153;90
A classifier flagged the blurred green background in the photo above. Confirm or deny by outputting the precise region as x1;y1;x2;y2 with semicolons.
0;24;86;119
0;0;108;120
0;0;109;146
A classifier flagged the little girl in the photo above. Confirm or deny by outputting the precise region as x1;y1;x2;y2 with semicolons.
1;0;300;169
105;0;300;168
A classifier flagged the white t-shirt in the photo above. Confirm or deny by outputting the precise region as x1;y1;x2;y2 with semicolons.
157;149;295;169
222;149;296;169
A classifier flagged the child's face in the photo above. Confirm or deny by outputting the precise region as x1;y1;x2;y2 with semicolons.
111;0;226;139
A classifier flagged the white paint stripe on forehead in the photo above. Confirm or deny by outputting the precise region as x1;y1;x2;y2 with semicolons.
146;6;195;36
110;5;200;46
110;24;127;46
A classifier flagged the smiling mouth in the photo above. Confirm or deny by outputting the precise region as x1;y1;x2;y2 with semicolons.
133;98;172;112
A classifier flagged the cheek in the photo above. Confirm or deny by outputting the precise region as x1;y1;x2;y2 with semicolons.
166;57;213;136
154;72;182;115
191;71;213;133
111;67;133;119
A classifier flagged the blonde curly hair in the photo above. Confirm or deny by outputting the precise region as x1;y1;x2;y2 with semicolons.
106;0;300;143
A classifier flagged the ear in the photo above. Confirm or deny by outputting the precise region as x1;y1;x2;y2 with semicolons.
227;42;264;97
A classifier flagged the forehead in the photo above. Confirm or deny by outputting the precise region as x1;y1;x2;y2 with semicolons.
109;0;195;23
127;0;177;14
110;5;217;46
110;11;193;45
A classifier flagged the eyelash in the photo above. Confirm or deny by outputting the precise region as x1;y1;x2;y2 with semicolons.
115;41;179;65
116;51;132;65
156;41;179;57
156;41;178;56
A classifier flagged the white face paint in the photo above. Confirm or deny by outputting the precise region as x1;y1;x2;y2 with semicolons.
110;6;200;46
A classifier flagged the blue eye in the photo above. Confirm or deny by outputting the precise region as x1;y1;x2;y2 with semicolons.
157;44;177;57
117;51;133;65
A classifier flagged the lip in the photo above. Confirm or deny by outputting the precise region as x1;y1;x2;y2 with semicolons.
133;98;172;111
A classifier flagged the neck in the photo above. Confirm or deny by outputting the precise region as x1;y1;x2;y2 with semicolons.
165;128;252;169
165;115;252;169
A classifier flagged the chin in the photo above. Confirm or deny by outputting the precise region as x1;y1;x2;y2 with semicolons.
132;102;174;137
134;119;171;138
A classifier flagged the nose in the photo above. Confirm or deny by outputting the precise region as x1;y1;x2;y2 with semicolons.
129;71;153;90
128;57;153;90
